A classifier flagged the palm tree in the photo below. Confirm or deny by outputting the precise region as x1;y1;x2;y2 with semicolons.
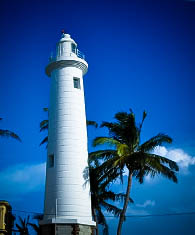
89;110;179;235
15;216;29;235
84;161;133;235
0;117;21;141
40;108;98;147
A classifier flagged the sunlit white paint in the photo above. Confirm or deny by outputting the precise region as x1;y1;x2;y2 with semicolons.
43;33;95;226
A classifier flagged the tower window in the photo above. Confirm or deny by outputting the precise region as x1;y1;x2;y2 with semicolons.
71;43;77;53
48;154;54;168
73;77;81;89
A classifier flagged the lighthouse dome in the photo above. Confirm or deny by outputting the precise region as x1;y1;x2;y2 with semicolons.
46;32;88;76
59;33;77;46
55;33;78;59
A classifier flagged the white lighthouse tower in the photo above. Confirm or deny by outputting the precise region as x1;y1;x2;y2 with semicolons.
40;32;95;235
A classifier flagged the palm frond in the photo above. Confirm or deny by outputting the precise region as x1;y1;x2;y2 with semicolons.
0;129;21;142
115;112;130;123
40;136;48;146
139;110;147;133
101;111;139;147
93;136;121;148
43;107;48;112
26;215;30;224
40;120;48;132
101;201;122;217
33;214;43;220
139;133;172;152
89;149;117;163
16;224;22;230
28;223;40;232
94;155;119;175
151;154;179;171
87;120;98;128
114;193;134;203
98;167;124;189
100;121;114;129
100;190;119;201
113;154;129;168
100;191;133;204
117;144;130;157
129;152;178;183
145;154;178;182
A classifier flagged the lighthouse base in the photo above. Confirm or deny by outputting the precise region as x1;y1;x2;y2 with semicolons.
40;224;96;235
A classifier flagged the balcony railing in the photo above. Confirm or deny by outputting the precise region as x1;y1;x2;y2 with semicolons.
76;49;85;60
49;49;85;62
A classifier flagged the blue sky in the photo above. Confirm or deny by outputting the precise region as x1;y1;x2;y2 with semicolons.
0;0;195;234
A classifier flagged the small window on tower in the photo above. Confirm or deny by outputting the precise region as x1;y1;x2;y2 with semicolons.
73;77;81;89
48;154;54;168
71;43;76;53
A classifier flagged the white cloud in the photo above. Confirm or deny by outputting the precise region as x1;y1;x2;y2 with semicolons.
153;146;195;169
136;200;155;208
0;162;46;199
126;207;151;216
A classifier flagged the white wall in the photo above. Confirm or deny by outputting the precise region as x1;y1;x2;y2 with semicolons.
43;35;94;225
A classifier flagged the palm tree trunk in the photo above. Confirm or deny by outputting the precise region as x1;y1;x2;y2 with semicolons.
93;208;99;235
117;172;133;235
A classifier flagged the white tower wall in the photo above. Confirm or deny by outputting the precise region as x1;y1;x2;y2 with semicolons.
42;33;95;227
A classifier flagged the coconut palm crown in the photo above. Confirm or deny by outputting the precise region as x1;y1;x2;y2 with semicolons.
89;109;179;235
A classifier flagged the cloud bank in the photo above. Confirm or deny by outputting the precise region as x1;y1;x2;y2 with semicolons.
136;200;155;208
153;146;195;169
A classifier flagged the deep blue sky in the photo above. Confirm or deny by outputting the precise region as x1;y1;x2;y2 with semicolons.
0;0;195;234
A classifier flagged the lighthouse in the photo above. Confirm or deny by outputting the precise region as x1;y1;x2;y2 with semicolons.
40;32;95;235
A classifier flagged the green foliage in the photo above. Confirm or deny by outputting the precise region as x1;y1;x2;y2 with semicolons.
90;110;178;184
89;109;179;234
